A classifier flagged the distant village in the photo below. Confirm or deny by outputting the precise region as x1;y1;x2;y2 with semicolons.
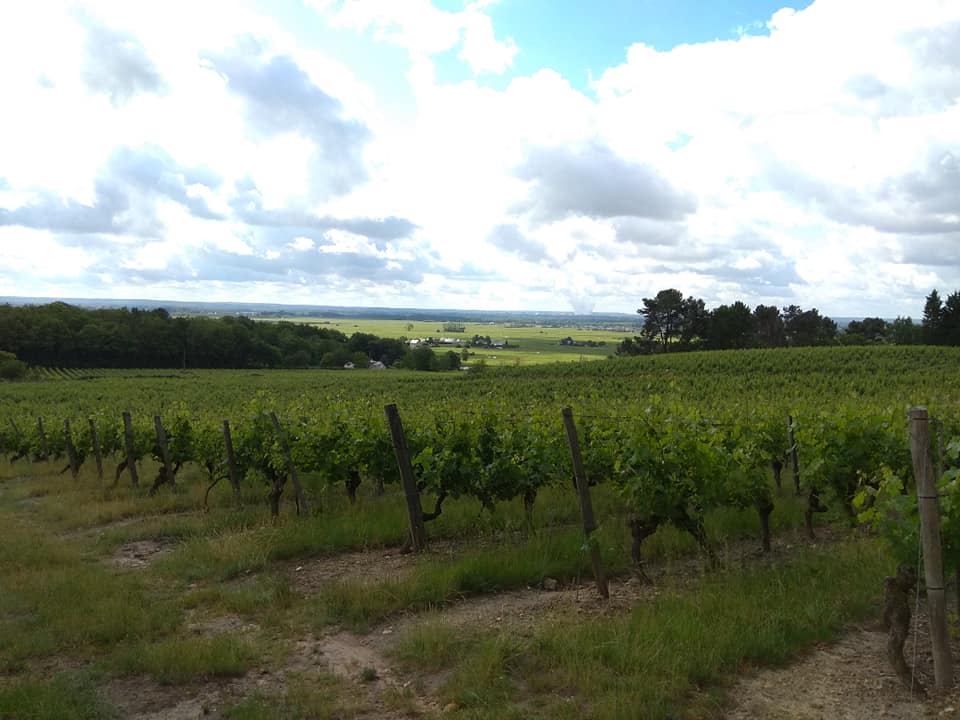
407;334;512;350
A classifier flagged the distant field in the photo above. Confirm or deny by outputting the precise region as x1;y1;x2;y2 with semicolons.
270;316;638;366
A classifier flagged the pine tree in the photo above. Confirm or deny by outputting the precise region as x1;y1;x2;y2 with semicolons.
941;291;960;345
922;289;944;344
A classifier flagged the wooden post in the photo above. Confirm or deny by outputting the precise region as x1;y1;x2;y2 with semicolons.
9;419;23;464
122;411;139;487
37;416;49;461
63;419;79;480
561;406;609;599
222;420;242;506
384;403;427;553
88;418;103;481
908;407;954;689
9;418;23;443
154;415;174;491
268;412;310;516
787;414;800;495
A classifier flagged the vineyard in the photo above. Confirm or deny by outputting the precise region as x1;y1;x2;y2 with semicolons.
1;345;960;718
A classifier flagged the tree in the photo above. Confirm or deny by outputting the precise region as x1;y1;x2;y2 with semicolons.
923;289;944;344
706;302;757;350
783;306;837;346
406;344;436;371
679;297;708;349
753;305;784;348
890;317;921;345
441;350;461;371
638;289;707;351
615;336;656;356
638;289;685;351
845;317;888;343
941;291;960;345
0;350;27;380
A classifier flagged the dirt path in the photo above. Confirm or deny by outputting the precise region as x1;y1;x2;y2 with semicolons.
726;606;960;719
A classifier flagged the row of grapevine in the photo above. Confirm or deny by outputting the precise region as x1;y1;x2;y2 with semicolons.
2;399;941;561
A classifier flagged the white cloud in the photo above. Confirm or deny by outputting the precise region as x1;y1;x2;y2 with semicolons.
458;7;517;74
1;0;959;316
316;0;516;75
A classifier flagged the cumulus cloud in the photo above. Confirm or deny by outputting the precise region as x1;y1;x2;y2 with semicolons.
316;0;516;75
0;145;222;235
202;39;371;199
109;242;427;286
486;223;550;263
763;148;960;236
77;11;167;106
612;217;686;247
229;177;417;244
901;234;960;269
514;144;696;224
2;0;960;315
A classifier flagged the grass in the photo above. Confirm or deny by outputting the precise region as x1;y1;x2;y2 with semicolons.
0;673;114;720
0;510;181;672
394;539;890;720
270;316;632;366
222;674;365;719
313;491;814;631
0;458;880;719
111;635;258;685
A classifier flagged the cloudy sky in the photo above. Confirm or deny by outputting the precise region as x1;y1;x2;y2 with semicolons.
1;0;958;316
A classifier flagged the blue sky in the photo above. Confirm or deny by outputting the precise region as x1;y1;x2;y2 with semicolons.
436;0;815;90
0;0;957;316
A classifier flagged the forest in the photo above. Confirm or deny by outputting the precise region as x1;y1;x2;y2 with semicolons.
615;288;960;354
0;302;460;372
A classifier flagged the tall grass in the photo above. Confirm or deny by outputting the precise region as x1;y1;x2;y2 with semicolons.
394;539;889;720
0;673;113;720
315;526;631;629
111;635;257;685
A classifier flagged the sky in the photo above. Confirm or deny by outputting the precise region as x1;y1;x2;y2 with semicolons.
0;0;958;317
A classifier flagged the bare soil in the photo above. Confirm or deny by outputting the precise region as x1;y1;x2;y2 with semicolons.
101;678;221;720
726;606;960;719
107;538;177;569
290;548;422;593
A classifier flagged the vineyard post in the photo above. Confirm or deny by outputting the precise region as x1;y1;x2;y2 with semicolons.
37;416;49;462
63;419;79;480
222;420;242;506
122;411;139;487
561;406;609;600
787;414;800;494
268;412;310;516
908;407;954;689
9;419;23;464
88;418;103;481
384;403;427;553
933;421;959;618
153;415;175;492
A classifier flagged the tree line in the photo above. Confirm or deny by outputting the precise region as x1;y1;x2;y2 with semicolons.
615;288;957;355
0;302;460;372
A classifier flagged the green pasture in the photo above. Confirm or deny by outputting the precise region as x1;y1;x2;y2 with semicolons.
272;316;637;366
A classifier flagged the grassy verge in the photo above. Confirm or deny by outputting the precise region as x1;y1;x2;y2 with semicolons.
222;674;367;719
314;526;632;630
0;510;181;671
0;673;114;720
111;635;258;685
392;538;889;720
0;459;847;720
